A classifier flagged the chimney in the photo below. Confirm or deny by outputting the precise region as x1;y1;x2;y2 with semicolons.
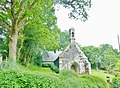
69;27;75;42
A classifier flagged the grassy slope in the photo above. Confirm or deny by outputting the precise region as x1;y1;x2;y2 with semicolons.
92;69;115;80
27;64;52;72
25;64;59;76
0;64;111;88
27;65;115;79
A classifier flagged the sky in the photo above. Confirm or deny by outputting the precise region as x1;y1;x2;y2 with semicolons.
55;0;120;50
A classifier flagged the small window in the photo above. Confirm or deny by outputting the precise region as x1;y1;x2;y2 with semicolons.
72;32;74;37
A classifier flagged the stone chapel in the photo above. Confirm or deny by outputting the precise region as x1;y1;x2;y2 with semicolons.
42;28;91;74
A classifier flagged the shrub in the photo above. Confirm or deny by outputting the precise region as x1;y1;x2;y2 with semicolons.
42;63;59;74
50;64;59;74
42;63;50;67
34;52;42;67
112;77;120;88
0;70;63;88
0;69;109;88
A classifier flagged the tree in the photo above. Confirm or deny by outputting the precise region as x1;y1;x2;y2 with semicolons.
99;44;120;71
55;0;91;21
59;30;70;50
0;0;58;64
0;0;92;64
0;27;9;59
19;21;59;66
81;46;101;69
81;44;120;71
115;60;120;71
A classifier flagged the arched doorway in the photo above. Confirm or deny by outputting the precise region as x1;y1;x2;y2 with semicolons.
71;62;79;72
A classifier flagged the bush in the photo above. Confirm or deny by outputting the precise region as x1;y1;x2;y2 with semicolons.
0;70;63;88
42;63;51;67
50;64;59;74
34;52;42;67
0;69;109;88
42;63;59;74
112;77;120;88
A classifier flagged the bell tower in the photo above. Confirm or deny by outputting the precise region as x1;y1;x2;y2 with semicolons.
69;27;75;42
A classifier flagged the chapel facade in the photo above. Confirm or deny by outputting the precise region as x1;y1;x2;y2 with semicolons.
54;28;91;74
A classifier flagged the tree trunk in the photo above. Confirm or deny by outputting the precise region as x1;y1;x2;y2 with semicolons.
9;31;18;64
17;44;23;60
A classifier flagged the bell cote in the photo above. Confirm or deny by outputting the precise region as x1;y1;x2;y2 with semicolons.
69;27;75;42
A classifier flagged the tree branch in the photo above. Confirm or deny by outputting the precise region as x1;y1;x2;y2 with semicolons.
17;20;30;30
11;0;16;19
0;21;11;31
17;14;27;29
17;0;37;30
21;21;30;29
28;0;37;9
23;21;30;27
15;0;26;19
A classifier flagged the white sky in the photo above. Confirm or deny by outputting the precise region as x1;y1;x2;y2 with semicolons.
55;0;120;50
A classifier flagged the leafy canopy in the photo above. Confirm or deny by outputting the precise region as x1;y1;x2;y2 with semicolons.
55;0;91;21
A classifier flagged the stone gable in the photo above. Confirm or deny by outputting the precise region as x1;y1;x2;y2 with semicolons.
54;28;91;74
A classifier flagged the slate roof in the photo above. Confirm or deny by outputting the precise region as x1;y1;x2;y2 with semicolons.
42;51;62;62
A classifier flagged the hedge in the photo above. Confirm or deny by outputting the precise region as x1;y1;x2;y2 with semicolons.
0;70;63;88
0;70;109;88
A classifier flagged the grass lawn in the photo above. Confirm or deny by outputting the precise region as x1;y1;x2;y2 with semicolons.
91;69;115;80
26;64;54;74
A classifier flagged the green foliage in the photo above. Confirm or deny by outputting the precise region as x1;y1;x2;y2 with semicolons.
59;30;70;50
50;64;59;74
59;70;78;77
0;70;63;88
0;69;109;88
0;0;60;63
80;75;109;88
55;0;91;21
114;72;120;77
59;70;80;88
42;63;51;67
115;60;120;71
92;70;115;80
34;52;43;67
0;28;9;59
27;64;52;73
18;0;60;65
81;46;101;69
112;77;120;88
0;61;21;71
42;63;59;74
59;70;109;88
81;44;120;71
